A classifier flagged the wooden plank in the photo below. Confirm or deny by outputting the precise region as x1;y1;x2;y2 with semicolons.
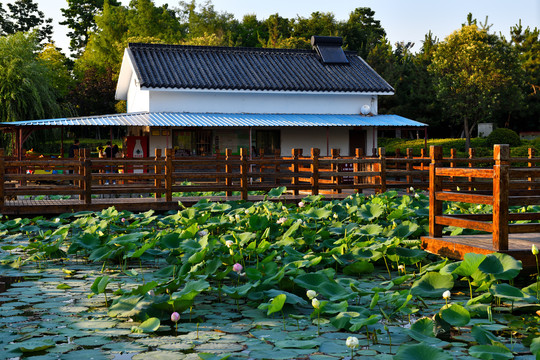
509;195;540;206
435;167;493;178
509;223;540;233
435;215;493;232
436;191;493;205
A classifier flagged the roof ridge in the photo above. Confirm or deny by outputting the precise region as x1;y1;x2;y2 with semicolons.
128;42;315;55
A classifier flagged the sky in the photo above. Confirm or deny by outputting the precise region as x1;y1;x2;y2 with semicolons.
35;0;540;55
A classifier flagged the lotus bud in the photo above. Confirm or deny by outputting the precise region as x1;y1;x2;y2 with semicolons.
311;298;320;309
346;336;359;349
225;240;234;248
171;312;180;322
398;265;405;273
442;290;451;300
298;201;305;208
306;290;317;299
198;230;208;237
533;244;539;255
277;217;287;224
233;263;243;273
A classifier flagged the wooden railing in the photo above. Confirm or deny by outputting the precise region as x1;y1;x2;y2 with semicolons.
1;145;538;212
428;144;540;251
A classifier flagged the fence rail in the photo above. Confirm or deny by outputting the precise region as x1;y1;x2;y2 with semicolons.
427;144;540;251
1;146;539;213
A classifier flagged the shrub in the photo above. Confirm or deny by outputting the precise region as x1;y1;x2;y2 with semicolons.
485;128;521;147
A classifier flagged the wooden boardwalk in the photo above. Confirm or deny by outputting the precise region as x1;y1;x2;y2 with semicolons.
422;233;540;268
1;193;352;216
421;145;540;267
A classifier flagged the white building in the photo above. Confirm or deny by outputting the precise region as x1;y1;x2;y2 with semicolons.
114;36;425;157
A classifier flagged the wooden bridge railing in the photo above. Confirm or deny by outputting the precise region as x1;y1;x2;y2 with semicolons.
1;145;538;212
428;144;540;251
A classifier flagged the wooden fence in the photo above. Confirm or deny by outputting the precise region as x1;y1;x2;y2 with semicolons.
427;144;540;251
0;146;538;212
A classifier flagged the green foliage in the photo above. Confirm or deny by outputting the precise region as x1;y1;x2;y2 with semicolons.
485;128;521;147
429;23;523;150
60;0;121;56
0;0;53;43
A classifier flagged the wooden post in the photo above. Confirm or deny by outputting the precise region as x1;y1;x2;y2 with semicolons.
406;148;413;192
165;148;173;202
154;149;162;199
429;146;443;238
311;148;320;195
331;148;341;194
528;148;535;191
225;149;232;196
378;148;387;194
492;144;509;251
420;148;427;184
450;148;456;185
0;149;4;209
215;147;220;183
354;148;362;191
82;149;92;205
292;149;299;195
240;148;248;200
78;149;84;201
468;148;475;191
274;149;281;185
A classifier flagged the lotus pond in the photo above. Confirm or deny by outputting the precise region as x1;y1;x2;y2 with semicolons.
0;188;540;360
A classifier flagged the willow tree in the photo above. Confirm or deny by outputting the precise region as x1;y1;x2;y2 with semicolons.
0;32;61;152
429;24;523;150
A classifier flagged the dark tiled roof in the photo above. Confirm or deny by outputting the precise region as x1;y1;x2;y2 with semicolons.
128;43;394;93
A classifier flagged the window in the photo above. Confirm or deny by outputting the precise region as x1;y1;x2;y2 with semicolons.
255;130;280;156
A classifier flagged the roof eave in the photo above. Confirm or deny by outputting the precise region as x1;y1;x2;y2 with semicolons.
115;48;137;100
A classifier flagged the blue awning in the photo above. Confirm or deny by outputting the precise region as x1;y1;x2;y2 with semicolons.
0;112;426;128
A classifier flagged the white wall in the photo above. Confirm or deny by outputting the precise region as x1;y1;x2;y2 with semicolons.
145;90;378;115
281;127;349;157
127;75;150;113
149;135;171;157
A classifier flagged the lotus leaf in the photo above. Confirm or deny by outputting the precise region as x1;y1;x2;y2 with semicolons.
411;272;454;298
478;253;522;280
468;344;513;359
490;283;536;303
394;343;452;360
440;303;471;327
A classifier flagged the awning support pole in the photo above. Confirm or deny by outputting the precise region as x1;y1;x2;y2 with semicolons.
326;126;329;157
249;127;252;159
424;127;428;150
61;127;64;158
110;126;113;159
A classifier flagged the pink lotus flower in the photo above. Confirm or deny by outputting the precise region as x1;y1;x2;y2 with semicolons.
171;311;180;322
233;263;243;273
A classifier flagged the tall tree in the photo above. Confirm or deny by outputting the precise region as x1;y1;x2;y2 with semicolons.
510;21;540;132
60;0;121;56
0;32;62;152
291;11;337;39
340;7;386;58
0;32;60;122
429;24;523;150
0;0;53;43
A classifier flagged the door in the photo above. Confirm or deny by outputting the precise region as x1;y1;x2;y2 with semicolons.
349;129;366;156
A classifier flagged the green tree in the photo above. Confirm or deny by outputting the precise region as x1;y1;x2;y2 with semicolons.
291;11;338;39
429;24;523;150
77;0;184;76
510;21;540;132
0;0;53;43
0;32;62;152
0;32;60;122
340;7;386;58
60;0;121;56
178;0;235;45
